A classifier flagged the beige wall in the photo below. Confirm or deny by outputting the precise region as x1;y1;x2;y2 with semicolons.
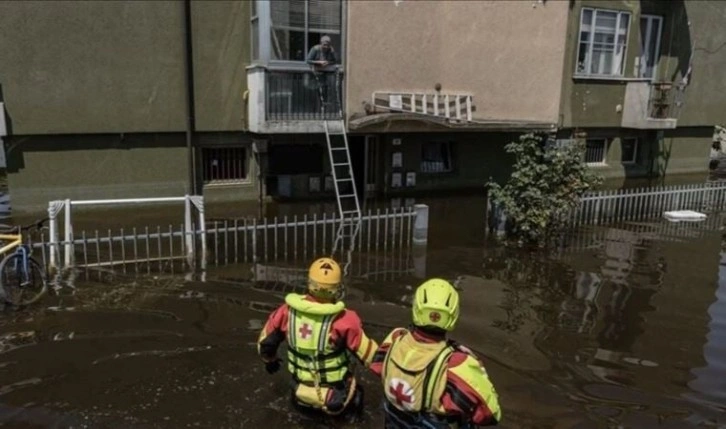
345;0;569;125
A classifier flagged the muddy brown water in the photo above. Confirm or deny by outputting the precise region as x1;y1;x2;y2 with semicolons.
2;194;726;428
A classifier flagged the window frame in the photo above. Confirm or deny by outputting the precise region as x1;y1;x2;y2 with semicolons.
252;0;345;67
638;14;664;80
201;146;251;186
584;138;608;166
419;141;454;174
251;1;259;61
575;7;632;78
621;137;639;164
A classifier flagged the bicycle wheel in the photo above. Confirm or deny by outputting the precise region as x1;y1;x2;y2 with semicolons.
0;254;47;306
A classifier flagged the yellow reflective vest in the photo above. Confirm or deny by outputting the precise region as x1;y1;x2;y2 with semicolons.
381;329;453;413
285;293;350;385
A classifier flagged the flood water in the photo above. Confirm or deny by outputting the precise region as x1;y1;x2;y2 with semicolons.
2;194;726;428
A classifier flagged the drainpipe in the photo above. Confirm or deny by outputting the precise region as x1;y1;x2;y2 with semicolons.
183;0;198;195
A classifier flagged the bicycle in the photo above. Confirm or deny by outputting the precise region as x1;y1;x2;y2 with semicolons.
0;218;49;307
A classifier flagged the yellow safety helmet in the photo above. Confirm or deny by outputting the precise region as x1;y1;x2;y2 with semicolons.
307;257;342;299
412;278;460;331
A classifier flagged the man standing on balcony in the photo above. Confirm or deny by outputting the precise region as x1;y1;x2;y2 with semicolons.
306;35;339;114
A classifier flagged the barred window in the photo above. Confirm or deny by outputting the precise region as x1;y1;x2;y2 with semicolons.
202;147;248;184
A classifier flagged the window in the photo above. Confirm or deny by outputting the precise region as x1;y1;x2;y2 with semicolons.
638;15;663;79
621;138;638;164
202;147;248;184
576;8;631;77
251;1;259;60
420;142;452;173
269;0;342;62
585;139;607;164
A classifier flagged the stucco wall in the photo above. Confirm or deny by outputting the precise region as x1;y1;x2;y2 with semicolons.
345;0;569;125
0;1;187;134
191;1;250;132
560;0;726;129
6;134;189;213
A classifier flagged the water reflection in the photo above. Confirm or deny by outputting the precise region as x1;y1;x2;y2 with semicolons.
686;246;726;407
2;195;726;427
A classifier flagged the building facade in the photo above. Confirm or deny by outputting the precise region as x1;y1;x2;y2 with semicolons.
558;0;724;182
0;1;257;212
1;0;724;212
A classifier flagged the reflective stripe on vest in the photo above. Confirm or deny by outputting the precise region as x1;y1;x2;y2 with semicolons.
286;306;349;384
382;330;453;414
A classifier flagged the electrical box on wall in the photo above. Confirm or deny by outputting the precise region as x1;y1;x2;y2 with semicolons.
392;138;402;146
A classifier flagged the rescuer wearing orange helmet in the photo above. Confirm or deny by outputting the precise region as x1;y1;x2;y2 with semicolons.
257;257;378;419
371;278;502;428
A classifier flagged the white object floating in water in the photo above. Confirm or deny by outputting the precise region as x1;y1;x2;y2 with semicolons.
663;210;707;222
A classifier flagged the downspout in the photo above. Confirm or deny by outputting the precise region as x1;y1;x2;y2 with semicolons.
183;0;198;194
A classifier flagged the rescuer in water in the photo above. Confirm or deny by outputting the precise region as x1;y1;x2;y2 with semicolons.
257;257;378;419
371;278;502;428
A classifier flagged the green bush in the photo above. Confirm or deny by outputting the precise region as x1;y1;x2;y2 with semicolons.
488;133;603;246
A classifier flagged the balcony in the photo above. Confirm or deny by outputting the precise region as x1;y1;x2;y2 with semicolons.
621;81;678;130
247;65;344;134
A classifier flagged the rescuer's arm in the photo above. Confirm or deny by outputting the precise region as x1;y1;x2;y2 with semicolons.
256;304;289;373
442;350;502;426
335;310;379;368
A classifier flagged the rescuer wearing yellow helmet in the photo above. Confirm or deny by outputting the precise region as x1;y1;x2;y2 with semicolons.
257;257;378;419
370;278;502;428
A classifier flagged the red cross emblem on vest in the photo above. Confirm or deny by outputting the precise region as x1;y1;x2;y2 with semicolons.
388;378;416;411
298;323;313;339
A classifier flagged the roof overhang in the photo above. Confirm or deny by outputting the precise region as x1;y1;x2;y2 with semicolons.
348;112;557;133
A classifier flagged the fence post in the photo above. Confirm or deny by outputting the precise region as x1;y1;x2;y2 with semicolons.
184;195;194;267
190;196;207;271
412;204;428;279
64;199;73;269
47;200;64;273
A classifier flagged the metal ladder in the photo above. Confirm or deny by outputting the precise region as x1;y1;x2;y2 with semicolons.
324;119;362;276
316;70;362;276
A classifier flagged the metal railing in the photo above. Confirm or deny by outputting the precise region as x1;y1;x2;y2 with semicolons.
648;82;676;119
46;196;206;271
265;69;343;121
372;91;474;122
570;181;726;226
28;205;428;281
559;212;725;253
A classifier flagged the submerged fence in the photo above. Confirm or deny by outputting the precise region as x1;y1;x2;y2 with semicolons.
559;211;725;254
570;181;726;226
27;204;428;282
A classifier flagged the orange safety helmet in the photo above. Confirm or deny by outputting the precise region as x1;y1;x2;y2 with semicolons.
307;257;342;299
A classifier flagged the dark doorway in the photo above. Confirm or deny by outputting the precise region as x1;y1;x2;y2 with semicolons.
349;136;366;199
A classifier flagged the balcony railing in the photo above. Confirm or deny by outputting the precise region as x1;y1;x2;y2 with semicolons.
648;82;676;119
621;81;678;130
265;69;343;121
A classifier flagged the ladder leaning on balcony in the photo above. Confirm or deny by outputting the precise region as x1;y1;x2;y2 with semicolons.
316;70;362;277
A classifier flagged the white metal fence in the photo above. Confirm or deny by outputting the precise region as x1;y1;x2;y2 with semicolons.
570;181;726;226
28;202;428;280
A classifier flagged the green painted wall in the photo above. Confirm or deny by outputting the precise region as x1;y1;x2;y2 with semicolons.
191;1;250;131
5;134;189;213
0;0;253;134
571;127;711;183
380;132;515;193
0;1;187;134
560;0;725;129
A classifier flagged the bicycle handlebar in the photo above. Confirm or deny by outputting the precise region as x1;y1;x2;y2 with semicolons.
1;218;50;234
